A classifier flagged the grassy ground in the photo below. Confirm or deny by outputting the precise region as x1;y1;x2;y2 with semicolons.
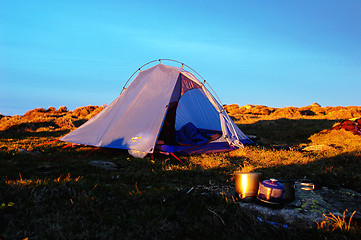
1;105;361;239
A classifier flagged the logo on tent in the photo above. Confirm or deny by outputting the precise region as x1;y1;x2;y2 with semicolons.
131;137;142;143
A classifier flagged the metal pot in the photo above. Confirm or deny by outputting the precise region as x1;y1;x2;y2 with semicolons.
234;172;261;200
257;179;285;205
296;179;315;191
278;179;295;202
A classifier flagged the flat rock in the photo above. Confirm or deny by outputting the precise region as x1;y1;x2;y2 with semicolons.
237;185;361;229
181;182;361;229
89;160;118;170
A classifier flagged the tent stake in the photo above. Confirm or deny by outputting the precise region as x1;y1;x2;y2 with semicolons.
170;152;184;164
83;147;97;159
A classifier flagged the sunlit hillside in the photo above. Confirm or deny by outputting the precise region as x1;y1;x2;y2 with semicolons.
1;103;360;133
225;103;361;124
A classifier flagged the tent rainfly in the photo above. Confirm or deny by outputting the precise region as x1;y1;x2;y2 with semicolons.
60;60;253;158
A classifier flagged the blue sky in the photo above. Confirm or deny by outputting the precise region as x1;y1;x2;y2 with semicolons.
1;0;360;115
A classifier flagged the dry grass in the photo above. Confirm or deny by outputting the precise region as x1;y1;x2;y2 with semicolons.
188;154;231;169
225;103;361;124
317;210;357;232
308;129;361;153
1;104;361;239
5;173;83;187
0;105;105;132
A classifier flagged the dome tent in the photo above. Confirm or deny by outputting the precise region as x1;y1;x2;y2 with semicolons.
60;59;253;158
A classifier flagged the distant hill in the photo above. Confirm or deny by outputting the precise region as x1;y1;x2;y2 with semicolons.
224;103;361;124
1;104;360;133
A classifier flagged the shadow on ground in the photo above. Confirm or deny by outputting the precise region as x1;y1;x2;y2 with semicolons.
238;118;338;145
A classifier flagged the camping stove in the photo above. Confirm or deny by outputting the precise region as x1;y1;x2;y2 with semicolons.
257;179;285;205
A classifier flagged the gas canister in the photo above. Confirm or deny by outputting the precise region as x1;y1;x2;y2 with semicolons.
257;179;285;205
